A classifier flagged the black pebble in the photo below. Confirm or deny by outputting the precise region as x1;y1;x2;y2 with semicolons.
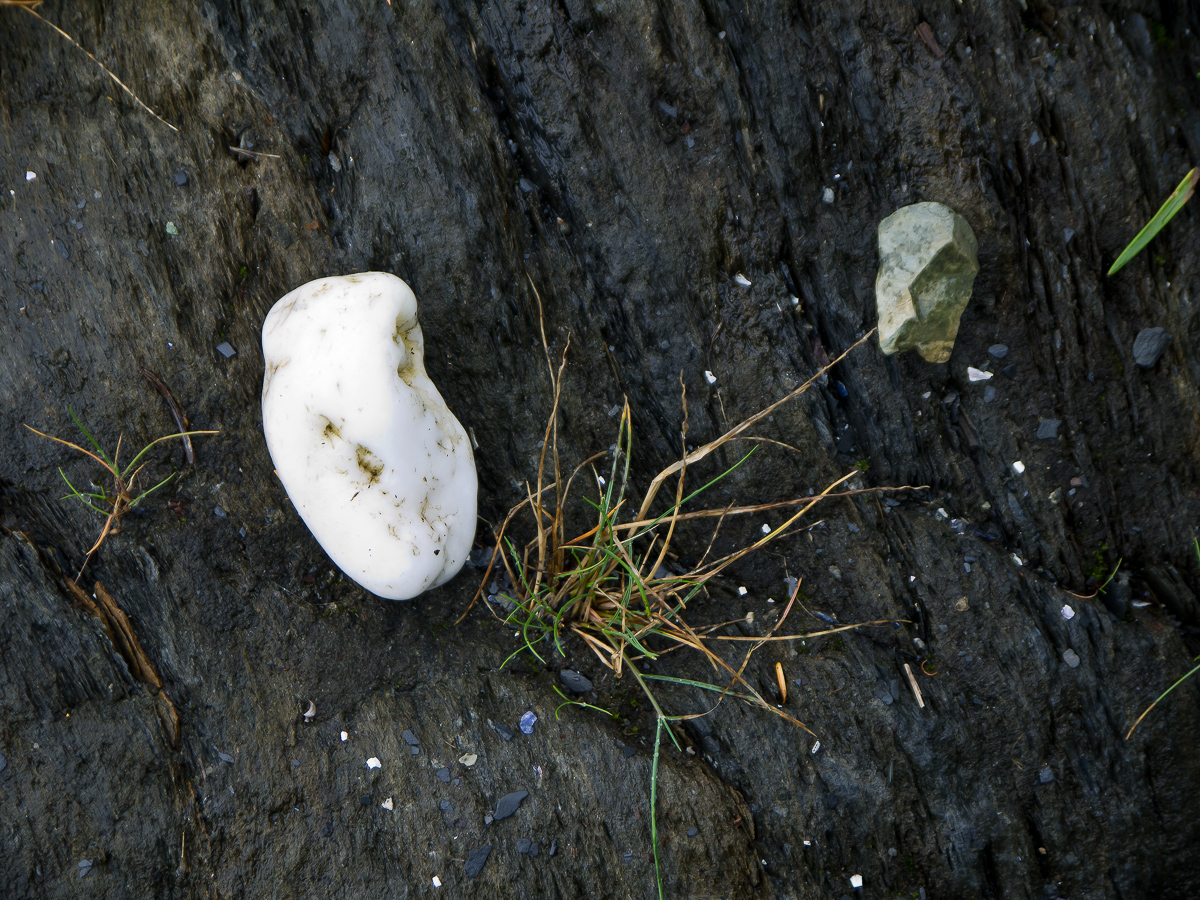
1002;364;1018;378
622;746;636;758
360;795;371;806
623;851;634;863
440;800;451;812
465;845;492;878
1133;327;1171;368
410;746;420;755
0;752;6;773
494;790;529;820
1036;419;1061;440
484;814;493;825
529;843;539;858
517;838;532;855
1039;766;1055;784
687;827;699;837
402;729;419;746
493;723;515;741
436;767;450;783
559;669;593;693
549;840;557;857
988;343;1009;358
174;170;188;186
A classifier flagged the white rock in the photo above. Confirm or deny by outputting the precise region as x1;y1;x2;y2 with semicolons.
366;757;381;770
1012;460;1025;474
381;797;393;810
262;273;477;600
704;370;717;384
967;367;992;381
876;202;979;363
850;874;863;889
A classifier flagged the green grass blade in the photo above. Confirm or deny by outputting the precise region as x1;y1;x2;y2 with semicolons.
650;716;665;900
551;686;617;719
68;407;115;471
129;472;176;507
58;468;111;517
1108;167;1198;275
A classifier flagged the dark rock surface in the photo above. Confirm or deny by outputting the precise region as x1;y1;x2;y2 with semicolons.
3;2;1200;898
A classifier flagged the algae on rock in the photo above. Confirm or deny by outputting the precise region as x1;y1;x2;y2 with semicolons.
876;202;979;363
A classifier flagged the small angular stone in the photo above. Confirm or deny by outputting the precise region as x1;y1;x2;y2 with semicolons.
494;790;528;820
1036;419;1061;440
174;170;189;186
517;838;532;855
436;767;450;783
1132;327;1170;368
987;344;1009;358
492;722;514;741
465;845;492;878
216;341;236;359
402;730;419;746
1062;649;1081;668
559;670;593;693
876;202;979;363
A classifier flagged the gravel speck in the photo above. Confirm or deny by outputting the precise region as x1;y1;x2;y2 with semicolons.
1062;649;1081;668
494;790;529;820
465;845;492;878
436;767;450;783
1036;419;1061;440
174;170;189;186
622;746;636;758
492;722;514;741
519;711;537;734
402;730;419;746
987;344;1009;358
687;827;699;837
1133;327;1170;368
560;670;593;693
216;341;236;359
1039;766;1055;784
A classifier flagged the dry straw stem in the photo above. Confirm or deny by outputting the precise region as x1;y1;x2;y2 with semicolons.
471;294;917;736
6;1;178;132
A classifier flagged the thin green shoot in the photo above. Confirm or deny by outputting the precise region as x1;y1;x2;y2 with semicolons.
1125;537;1200;738
1108;168;1198;275
650;716;665;900
551;685;616;720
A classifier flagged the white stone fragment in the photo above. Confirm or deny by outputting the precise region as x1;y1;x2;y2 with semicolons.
261;273;477;600
876;202;979;363
25;171;36;181
1061;604;1075;620
381;797;394;810
458;753;478;767
432;876;442;889
1012;460;1025;474
734;272;752;286
704;370;717;384
340;731;348;742
738;586;748;596
811;740;821;754
366;757;381;770
967;367;992;381
850;874;863;889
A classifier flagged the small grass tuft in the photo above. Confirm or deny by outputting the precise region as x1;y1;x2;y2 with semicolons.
465;280;919;897
25;408;216;581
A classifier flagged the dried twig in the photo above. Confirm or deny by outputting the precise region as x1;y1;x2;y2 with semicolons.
10;3;179;132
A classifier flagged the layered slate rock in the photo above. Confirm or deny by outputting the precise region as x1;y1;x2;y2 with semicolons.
876;202;979;363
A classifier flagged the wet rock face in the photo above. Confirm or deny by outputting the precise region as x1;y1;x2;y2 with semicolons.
5;3;1200;900
875;202;979;363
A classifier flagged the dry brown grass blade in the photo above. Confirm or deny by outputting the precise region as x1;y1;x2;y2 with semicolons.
94;582;163;688
14;4;179;132
634;328;876;524
709;617;907;641
23;424;110;471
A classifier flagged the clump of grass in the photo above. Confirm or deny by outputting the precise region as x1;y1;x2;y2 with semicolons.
466;283;918;895
25;408;216;581
1108;167;1197;275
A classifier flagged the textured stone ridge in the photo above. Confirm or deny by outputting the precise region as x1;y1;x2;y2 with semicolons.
876;202;979;363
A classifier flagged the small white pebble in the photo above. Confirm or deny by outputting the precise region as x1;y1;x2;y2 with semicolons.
811;740;821;754
803;840;811;846
822;187;835;204
850;874;863;889
25;171;36;181
790;295;800;306
1012;554;1024;566
432;876;442;888
381;797;393;810
340;731;348;742
967;367;993;382
704;370;717;384
1061;604;1075;620
734;272;752;287
458;753;478;767
738;586;748;596
1012;460;1026;474
761;523;771;534
366;757;381;770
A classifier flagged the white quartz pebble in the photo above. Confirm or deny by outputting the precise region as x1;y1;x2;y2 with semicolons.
261;273;477;600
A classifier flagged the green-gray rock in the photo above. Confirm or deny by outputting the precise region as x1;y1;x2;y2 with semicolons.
876;202;979;363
